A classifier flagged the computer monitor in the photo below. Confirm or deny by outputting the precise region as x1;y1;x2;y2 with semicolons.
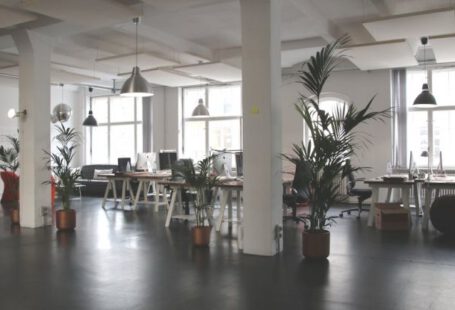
159;150;177;170
212;150;233;177
136;152;156;172
118;157;132;172
235;152;243;177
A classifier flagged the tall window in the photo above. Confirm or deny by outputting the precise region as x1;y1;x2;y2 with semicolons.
304;94;349;141
85;96;143;164
406;68;455;167
182;85;242;161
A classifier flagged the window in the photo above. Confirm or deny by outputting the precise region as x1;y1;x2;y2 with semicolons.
182;85;242;161
85;96;143;164
304;94;349;141
405;68;455;168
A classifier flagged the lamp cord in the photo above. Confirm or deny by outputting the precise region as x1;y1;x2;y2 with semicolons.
60;83;64;102
424;40;427;82
135;19;138;67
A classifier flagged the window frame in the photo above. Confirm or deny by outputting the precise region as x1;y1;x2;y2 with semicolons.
85;95;142;164
402;67;455;168
181;83;243;158
303;93;351;142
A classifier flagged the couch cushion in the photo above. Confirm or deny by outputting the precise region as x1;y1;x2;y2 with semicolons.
93;169;113;180
80;165;118;180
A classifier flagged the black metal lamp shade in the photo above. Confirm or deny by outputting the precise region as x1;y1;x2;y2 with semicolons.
414;83;437;106
83;110;98;126
192;98;209;116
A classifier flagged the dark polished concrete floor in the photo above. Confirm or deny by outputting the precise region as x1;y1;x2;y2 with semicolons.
0;199;454;310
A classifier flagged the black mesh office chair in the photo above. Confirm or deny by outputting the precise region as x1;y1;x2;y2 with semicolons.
171;159;194;215
283;161;310;221
339;161;372;219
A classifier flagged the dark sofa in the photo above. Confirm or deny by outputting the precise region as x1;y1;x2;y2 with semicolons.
78;165;118;197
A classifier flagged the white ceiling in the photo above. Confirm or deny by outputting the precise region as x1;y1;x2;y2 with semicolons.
0;0;455;87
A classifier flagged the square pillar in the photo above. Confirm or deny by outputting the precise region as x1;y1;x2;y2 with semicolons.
13;30;52;228
240;0;283;256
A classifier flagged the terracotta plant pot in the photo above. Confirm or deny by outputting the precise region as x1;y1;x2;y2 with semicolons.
1;171;19;204
302;230;330;259
10;208;20;225
192;226;212;247
56;209;76;231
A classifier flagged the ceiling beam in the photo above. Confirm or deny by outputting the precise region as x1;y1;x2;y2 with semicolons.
284;0;340;42
115;22;214;62
214;37;327;61
368;0;391;16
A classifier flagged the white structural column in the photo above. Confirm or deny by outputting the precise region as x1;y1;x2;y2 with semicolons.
240;0;283;256
13;30;52;228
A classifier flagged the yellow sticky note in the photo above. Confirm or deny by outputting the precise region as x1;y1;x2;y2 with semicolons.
250;105;260;115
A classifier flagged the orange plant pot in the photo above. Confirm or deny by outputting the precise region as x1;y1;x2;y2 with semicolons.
302;230;330;259
56;209;76;231
192;226;212;247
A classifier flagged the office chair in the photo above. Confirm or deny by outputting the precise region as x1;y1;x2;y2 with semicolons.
159;150;177;170
171;158;194;215
339;163;372;219
235;152;243;177
283;161;310;221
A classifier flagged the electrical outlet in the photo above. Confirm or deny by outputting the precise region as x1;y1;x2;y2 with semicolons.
41;206;50;217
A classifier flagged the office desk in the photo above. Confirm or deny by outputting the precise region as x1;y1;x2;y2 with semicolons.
158;179;197;227
126;170;171;211
216;179;243;231
100;173;135;210
422;177;455;230
364;178;419;227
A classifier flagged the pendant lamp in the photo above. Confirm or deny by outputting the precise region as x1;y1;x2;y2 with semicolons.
414;37;437;107
192;98;209;116
83;87;98;126
52;84;72;123
120;17;153;97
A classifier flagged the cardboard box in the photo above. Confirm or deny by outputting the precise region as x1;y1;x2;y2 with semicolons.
375;203;409;231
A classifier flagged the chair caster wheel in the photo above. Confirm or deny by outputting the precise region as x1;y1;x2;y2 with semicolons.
339;213;343;217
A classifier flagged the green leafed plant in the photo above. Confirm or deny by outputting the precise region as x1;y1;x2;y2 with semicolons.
0;136;19;172
44;124;81;211
173;155;219;227
282;35;390;232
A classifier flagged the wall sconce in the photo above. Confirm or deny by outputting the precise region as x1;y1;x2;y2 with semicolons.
7;108;27;119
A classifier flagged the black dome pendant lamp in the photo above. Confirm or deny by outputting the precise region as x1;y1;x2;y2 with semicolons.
414;37;437;107
83;87;98;127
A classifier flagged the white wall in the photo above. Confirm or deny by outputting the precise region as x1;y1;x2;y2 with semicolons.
280;69;392;179
152;86;179;153
0;77;84;195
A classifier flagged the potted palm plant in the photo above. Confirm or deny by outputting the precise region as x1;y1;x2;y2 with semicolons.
44;124;80;231
283;35;390;258
174;155;219;247
0;136;20;224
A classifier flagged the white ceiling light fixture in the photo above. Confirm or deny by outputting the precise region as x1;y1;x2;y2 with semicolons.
120;17;154;97
192;98;209;117
414;37;437;107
